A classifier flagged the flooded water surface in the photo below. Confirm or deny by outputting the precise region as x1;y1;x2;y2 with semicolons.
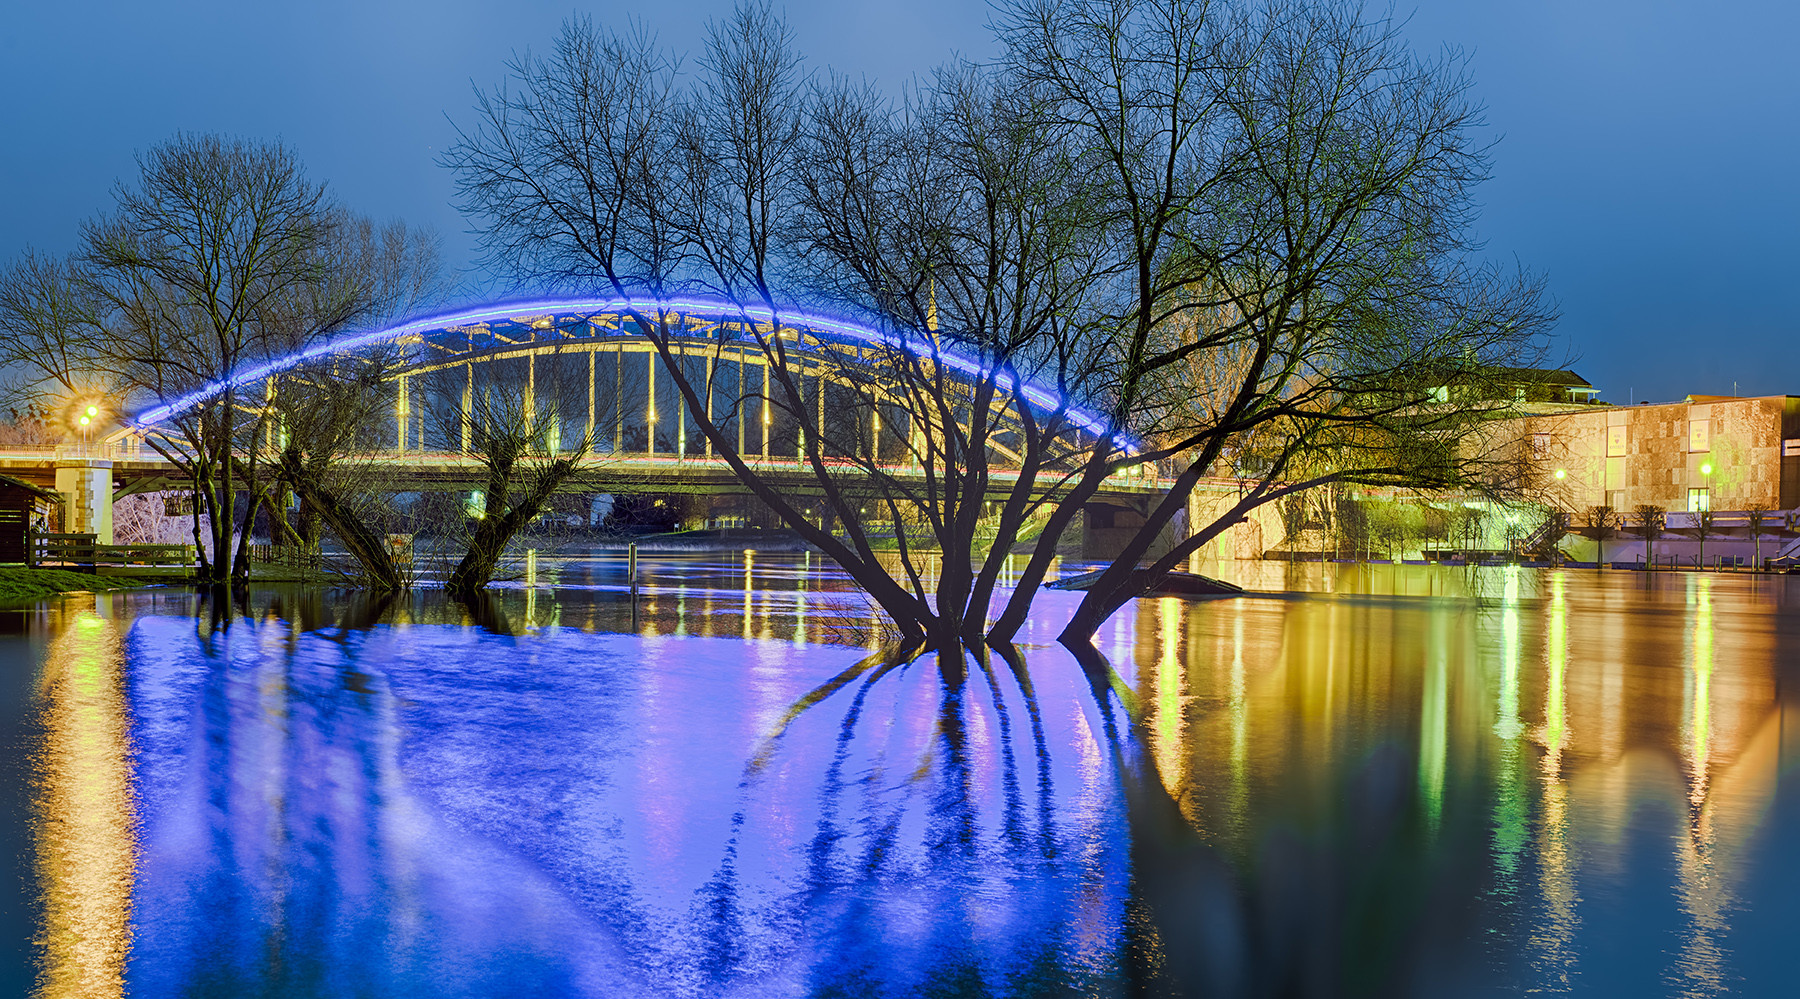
2;558;1797;996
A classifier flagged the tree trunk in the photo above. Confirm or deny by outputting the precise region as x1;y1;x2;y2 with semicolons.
280;451;401;591
446;457;578;595
188;473;211;580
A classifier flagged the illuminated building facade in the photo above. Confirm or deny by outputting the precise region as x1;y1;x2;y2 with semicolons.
1509;394;1800;562
1518;394;1800;514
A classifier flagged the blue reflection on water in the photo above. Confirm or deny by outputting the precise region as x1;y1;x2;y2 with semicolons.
120;615;1131;997
10;563;1799;997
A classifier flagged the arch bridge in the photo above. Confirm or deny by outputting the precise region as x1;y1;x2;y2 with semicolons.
9;300;1185;544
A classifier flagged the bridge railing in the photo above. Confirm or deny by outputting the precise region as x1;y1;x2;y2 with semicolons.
53;443;112;461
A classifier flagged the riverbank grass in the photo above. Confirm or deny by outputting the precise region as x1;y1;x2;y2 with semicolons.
0;567;166;604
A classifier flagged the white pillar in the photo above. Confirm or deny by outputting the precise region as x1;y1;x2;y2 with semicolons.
54;459;113;543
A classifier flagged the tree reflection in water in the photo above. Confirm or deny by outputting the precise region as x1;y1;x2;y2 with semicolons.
8;558;1798;997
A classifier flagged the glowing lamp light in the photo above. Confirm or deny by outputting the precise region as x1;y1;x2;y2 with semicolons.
1554;468;1567;480
85;405;99;417
78;416;91;426
1700;463;1713;476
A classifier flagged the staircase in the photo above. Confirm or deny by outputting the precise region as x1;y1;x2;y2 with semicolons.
1515;510;1568;559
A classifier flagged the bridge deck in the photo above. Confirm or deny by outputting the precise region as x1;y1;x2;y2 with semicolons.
0;447;1180;498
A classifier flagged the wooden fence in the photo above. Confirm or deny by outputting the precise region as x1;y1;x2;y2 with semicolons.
29;533;195;570
246;544;323;569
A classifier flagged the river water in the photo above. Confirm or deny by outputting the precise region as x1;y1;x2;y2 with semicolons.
2;557;1796;997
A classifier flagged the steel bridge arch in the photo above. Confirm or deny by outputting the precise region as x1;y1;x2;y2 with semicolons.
122;299;1112;467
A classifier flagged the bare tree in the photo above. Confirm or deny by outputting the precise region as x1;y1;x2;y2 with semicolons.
1635;504;1665;568
446;5;1107;651
0;134;437;586
0;402;61;446
446;0;1554;653
1747;504;1769;569
991;0;1556;643
0;252;117;405
1588;505;1618;568
1694;507;1715;569
417;342;610;595
251;349;412;588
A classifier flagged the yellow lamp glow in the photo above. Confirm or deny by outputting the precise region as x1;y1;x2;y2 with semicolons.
85;405;99;417
1700;463;1713;476
78;416;90;427
1554;468;1566;480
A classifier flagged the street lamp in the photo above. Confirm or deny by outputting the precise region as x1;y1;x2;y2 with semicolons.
1554;468;1567;480
69;400;105;451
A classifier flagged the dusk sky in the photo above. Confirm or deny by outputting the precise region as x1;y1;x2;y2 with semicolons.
4;0;1795;404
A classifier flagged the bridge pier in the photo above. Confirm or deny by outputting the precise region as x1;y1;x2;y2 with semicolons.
1081;496;1190;562
54;456;114;544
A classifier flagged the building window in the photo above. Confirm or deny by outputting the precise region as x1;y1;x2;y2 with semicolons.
1687;488;1710;512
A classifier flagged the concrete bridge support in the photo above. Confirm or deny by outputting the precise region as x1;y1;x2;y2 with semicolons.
1082;496;1190;562
54;458;114;543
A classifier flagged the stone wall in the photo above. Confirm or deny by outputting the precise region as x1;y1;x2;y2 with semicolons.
1513;395;1800;514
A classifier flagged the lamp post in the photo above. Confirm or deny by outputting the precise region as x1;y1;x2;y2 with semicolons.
72;403;101;453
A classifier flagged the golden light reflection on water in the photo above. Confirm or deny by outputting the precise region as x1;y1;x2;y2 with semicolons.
1114;564;1790;992
1529;572;1580;987
1417;612;1447;836
1151;598;1186;803
33;605;135;999
1674;573;1731;996
1226;601;1248;839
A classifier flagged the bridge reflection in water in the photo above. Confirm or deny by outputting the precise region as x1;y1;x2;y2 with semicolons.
10;563;1799;996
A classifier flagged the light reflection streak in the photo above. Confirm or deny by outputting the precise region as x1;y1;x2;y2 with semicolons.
1674;573;1730;996
1150;598;1186;802
742;551;754;640
1418;612;1447;837
1529;573;1580;986
34;607;135;999
1491;566;1528;887
1685;574;1715;810
1227;601;1248;838
794;551;809;646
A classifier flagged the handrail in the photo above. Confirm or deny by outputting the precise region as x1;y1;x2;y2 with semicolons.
28;532;196;569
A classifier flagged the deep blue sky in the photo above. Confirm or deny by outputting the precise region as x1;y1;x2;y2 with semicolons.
4;1;1795;403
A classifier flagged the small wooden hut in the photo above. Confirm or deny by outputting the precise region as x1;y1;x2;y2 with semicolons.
0;473;60;564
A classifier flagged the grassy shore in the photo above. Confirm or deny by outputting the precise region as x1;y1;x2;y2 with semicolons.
0;566;167;605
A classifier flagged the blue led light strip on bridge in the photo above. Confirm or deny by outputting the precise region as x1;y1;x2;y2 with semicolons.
127;297;1117;441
